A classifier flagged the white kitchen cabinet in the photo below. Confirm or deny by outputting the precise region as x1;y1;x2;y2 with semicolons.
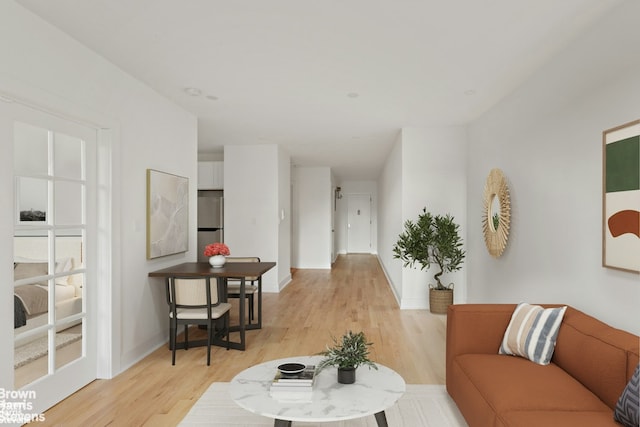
198;161;224;189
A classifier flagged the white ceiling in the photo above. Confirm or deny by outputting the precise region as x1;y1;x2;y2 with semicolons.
17;0;619;180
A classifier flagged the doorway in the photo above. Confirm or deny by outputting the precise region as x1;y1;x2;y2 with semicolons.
347;193;371;253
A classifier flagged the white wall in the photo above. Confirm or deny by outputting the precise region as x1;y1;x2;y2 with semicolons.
0;1;198;384
400;127;468;309
377;134;404;301
466;0;640;335
334;180;379;255
277;147;292;288
224;144;291;291
293;167;332;269
377;128;468;309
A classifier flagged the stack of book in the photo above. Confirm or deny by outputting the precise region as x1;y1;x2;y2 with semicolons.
269;365;316;402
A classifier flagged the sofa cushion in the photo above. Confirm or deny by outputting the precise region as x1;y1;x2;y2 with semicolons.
454;354;611;414
614;364;639;427
499;303;567;365
501;410;621;427
553;307;639;409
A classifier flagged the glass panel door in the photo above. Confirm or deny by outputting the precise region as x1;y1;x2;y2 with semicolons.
9;102;98;415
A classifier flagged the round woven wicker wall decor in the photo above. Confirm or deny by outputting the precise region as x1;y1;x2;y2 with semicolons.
482;168;511;258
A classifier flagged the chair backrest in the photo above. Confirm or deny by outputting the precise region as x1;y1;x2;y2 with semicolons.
225;257;260;281
225;256;260;264
170;278;220;307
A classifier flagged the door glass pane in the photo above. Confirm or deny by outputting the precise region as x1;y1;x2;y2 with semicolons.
54;132;83;180
55;273;83;323
55;320;83;370
14;329;49;389
55;231;83;271
14;234;49;264
14;260;50;282
17;177;48;223
14;121;48;175
55;181;83;225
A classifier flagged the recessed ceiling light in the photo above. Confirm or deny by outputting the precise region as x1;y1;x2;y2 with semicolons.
464;89;476;96
347;92;359;98
184;87;202;96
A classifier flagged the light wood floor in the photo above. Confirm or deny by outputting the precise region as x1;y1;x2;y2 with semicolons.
40;254;447;426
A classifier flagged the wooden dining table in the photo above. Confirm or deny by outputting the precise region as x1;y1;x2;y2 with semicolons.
149;261;276;351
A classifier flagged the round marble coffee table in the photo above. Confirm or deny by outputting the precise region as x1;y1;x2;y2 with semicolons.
229;356;405;427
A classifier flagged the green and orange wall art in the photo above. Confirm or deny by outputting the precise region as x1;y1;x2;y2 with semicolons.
603;119;640;273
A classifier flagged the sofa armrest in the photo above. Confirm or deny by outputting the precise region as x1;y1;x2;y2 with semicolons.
446;304;516;386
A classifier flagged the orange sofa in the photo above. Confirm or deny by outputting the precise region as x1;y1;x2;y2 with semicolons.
446;304;639;427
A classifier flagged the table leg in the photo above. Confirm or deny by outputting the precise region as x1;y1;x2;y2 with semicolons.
257;275;262;328
374;411;388;427
246;275;263;330
223;277;246;350
165;278;173;350
274;419;291;427
238;277;246;348
214;277;246;351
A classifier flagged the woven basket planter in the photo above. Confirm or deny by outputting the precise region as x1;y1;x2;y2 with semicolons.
429;288;453;314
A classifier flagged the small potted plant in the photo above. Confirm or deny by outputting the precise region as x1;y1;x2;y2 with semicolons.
203;242;230;268
392;207;465;314
317;330;378;384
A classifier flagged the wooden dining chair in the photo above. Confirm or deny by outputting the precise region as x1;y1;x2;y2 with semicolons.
167;276;231;365
225;256;260;324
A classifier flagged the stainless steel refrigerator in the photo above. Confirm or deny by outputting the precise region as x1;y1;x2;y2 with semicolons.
197;190;224;262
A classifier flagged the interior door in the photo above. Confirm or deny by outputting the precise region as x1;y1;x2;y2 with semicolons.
347;193;371;253
6;99;98;416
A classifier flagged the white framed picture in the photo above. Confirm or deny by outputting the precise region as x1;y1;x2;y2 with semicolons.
146;169;189;259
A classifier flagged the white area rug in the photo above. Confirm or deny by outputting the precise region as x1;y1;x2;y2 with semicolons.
179;383;468;426
14;332;81;368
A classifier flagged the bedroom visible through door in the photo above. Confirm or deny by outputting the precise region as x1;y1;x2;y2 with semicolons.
8;100;98;416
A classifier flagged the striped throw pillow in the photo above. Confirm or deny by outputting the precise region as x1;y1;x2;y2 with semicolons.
499;303;567;365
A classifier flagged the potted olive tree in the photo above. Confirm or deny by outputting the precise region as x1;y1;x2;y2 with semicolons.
392;207;465;314
317;330;378;384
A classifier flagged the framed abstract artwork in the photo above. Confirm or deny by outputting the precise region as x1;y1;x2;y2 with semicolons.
146;169;189;259
602;119;640;273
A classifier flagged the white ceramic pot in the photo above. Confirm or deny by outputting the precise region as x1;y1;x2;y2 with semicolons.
209;255;226;268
